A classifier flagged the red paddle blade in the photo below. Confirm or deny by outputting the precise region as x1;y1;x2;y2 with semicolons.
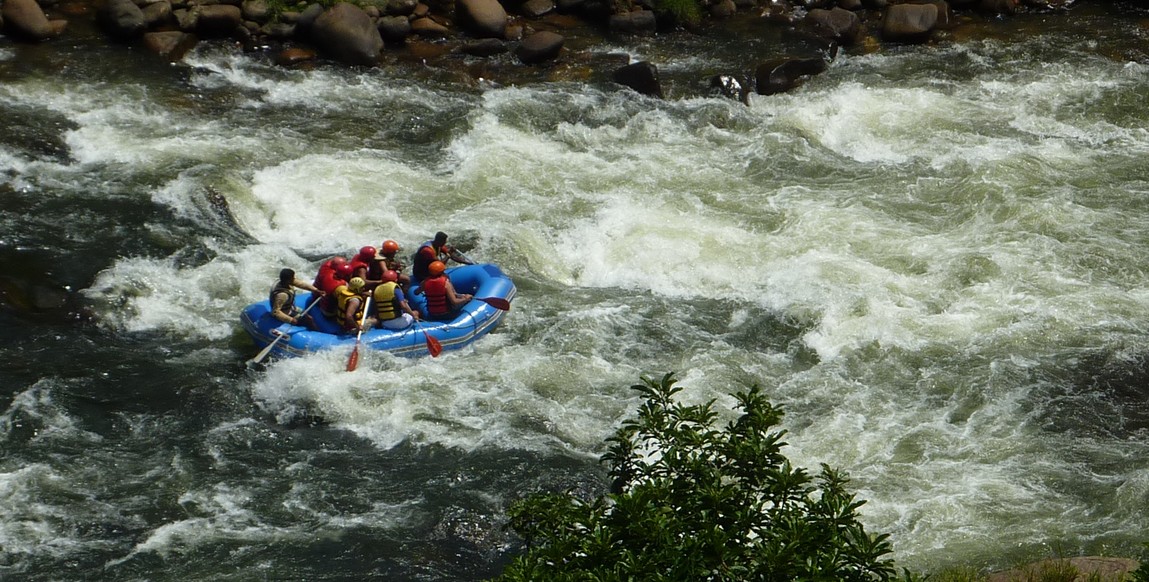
477;297;510;311
346;346;360;371
426;335;443;358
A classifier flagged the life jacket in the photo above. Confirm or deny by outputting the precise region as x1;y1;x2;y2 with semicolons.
313;265;343;316
269;282;296;317
334;285;364;328
349;259;371;281
412;241;436;280
422;275;449;317
373;282;401;321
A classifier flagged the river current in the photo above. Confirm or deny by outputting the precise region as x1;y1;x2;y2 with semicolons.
2;3;1149;580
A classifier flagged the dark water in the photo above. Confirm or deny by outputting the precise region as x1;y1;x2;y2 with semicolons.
3;3;1149;580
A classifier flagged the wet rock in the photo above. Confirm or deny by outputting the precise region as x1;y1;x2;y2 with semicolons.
609;9;656;35
881;2;938;43
457;0;508;38
410;16;449;38
754;56;827;95
516;30;563;64
709;74;748;103
196;4;242;37
310;3;384;65
613;60;663;98
143;30;197;60
276;46;318;65
806;7;860;45
461;37;507;56
97;0;147;40
260;21;295;39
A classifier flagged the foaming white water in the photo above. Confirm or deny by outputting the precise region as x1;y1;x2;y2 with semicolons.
55;37;1149;571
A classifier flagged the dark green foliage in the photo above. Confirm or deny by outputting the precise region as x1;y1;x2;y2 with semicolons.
1132;544;1149;582
495;372;900;582
653;0;702;26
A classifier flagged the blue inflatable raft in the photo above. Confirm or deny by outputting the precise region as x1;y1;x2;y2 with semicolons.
241;263;515;359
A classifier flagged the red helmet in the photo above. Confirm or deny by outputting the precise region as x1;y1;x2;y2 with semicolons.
335;263;354;280
329;256;347;268
428;261;446;276
383;270;399;283
358;246;377;260
381;240;400;255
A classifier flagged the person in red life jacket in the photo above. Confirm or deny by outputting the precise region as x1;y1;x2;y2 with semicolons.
377;239;412;292
270;268;323;329
313;257;350;318
334;277;374;333
350;245;384;289
373;270;420;330
411;231;473;281
415;261;472;321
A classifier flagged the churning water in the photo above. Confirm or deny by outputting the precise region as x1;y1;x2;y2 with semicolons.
2;4;1148;579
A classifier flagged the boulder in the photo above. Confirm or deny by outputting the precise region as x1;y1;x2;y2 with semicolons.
242;0;270;21
521;0;555;18
2;0;61;40
709;0;736;18
196;4;242;37
754;56;828;95
310;3;383;65
294;3;325;37
141;1;173;28
143;31;197;60
260;21;295;38
410;16;449;38
456;0;507;39
880;2;938;43
377;15;411;43
806;7;860;44
383;0;419;15
613;61;663;98
516;30;563;64
609;9;656;35
97;0;147;40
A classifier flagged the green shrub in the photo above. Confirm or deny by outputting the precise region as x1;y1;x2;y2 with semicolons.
494;372;901;581
653;0;702;26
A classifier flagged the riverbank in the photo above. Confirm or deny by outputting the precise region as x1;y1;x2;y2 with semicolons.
0;0;1121;100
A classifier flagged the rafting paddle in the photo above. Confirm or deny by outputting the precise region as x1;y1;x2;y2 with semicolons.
426;334;443;357
248;296;320;366
346;296;372;372
475;297;510;311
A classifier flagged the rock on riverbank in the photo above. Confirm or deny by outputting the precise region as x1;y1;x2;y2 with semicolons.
0;0;1090;100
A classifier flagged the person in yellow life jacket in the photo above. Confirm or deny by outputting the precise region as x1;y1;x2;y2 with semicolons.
374;270;420;330
335;277;374;333
270;268;322;329
416;261;472;321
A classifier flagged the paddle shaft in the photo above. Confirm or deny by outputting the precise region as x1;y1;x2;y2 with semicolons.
346;296;372;372
248;295;320;365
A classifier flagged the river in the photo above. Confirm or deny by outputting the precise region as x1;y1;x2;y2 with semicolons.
2;3;1148;580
